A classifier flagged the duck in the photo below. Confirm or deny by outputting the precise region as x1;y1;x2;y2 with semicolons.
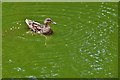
25;18;56;35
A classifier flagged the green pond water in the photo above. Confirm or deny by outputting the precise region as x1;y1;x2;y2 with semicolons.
0;2;2;79
2;2;118;78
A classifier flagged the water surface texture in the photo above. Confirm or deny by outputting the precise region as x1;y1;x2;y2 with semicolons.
2;2;118;78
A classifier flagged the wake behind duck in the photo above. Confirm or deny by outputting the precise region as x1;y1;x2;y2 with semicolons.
25;18;56;35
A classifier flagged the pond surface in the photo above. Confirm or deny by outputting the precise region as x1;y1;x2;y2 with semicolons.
2;2;118;78
0;2;2;78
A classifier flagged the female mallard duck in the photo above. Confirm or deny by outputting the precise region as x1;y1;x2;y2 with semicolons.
25;18;56;35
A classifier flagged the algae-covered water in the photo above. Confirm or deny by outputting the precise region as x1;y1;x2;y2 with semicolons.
0;2;2;79
2;2;118;78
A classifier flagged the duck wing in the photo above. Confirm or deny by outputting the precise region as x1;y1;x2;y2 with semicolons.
25;19;43;31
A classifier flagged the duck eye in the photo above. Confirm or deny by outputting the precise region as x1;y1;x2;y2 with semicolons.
47;19;51;21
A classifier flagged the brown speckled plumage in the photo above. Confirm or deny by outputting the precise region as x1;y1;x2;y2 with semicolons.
25;18;56;35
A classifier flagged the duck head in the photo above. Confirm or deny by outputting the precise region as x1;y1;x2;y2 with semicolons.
44;18;56;25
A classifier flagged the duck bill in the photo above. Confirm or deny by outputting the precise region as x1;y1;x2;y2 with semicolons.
52;21;56;24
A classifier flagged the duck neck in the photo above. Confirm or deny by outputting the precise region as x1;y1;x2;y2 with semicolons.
44;23;49;27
